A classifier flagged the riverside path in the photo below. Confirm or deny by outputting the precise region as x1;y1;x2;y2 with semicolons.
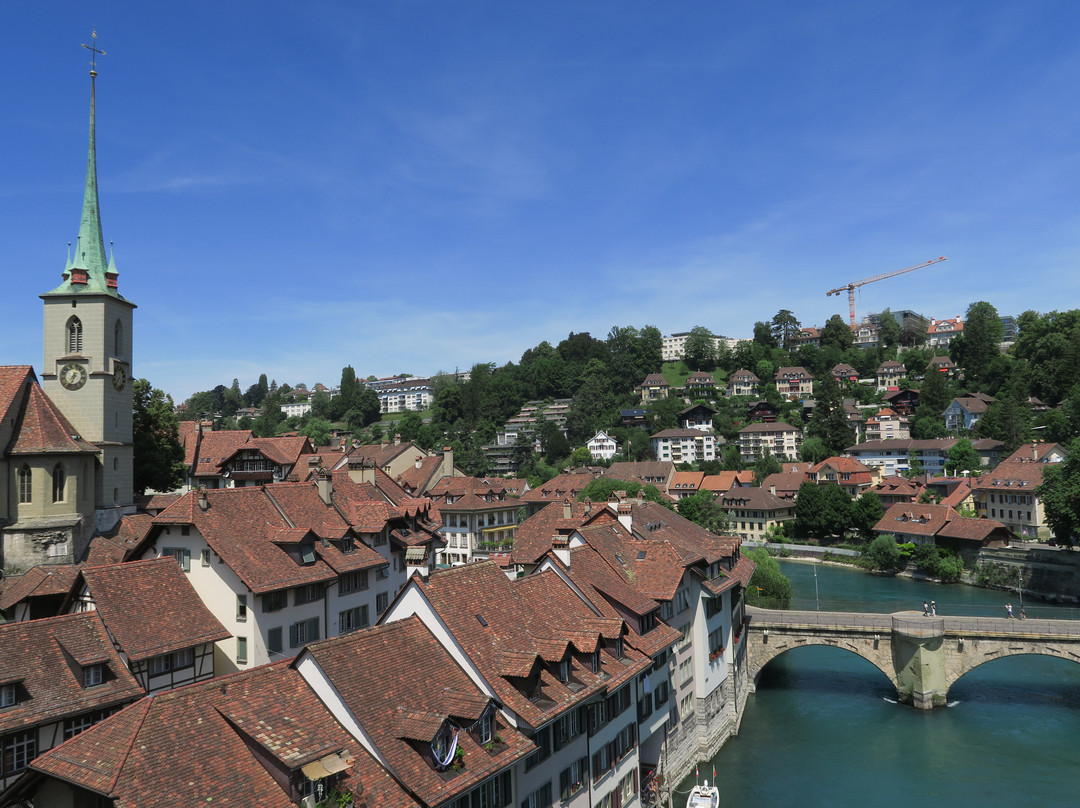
744;606;1080;708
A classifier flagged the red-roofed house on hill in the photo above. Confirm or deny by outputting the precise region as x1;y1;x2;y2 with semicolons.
971;443;1067;540
805;457;876;498
425;476;527;566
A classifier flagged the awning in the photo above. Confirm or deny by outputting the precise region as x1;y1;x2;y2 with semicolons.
405;547;428;563
301;751;353;780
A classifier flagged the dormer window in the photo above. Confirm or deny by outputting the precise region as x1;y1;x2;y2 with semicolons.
558;658;570;683
591;651;601;674
342;536;355;553
83;664;104;687
0;683;17;708
301;543;316;565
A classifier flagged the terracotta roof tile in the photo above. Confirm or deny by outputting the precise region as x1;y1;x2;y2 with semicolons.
0;564;80;611
0;612;143;734
304;617;531;805
78;558;230;661
9;383;98;455
31;661;415;808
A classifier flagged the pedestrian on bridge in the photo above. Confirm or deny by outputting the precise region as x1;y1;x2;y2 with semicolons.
1006;603;1014;619
930;601;937;616
1020;605;1026;620
923;600;929;616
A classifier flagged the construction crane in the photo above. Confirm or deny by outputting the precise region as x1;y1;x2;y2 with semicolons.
826;256;948;326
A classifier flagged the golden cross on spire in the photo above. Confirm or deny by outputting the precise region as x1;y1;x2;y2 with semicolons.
81;29;105;77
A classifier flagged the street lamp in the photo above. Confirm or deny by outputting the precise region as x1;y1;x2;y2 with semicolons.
814;562;820;611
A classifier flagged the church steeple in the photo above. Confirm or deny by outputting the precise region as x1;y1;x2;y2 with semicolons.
46;30;122;298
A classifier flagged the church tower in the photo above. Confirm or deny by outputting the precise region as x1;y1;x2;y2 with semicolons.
40;33;135;534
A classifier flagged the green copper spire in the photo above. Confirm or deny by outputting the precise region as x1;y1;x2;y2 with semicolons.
46;31;122;298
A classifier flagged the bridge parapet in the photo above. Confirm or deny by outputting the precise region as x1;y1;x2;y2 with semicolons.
745;607;1080;709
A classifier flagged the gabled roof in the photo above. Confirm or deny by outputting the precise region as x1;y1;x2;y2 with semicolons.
8;382;98;456
877;360;906;371
303;617;531;805
728;369;760;382
29;661;414;808
719;488;793;512
0;365;34;423
874;503;958;536
412;562;641;726
512;500;606;564
0;564;80;612
0;612;143;734
76;558;230;662
651;428;711;439
639;373;669;387
700;471;754;492
84;513;154;566
670;471;706;492
190;429;252;477
518;472;598;503
605;461;673;483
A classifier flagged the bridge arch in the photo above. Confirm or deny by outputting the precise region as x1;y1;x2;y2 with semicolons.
752;638;898;693
943;641;1080;696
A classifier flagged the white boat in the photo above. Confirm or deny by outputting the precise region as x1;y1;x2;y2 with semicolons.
686;780;720;808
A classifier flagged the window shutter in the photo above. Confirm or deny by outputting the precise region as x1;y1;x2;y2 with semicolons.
560;770;570;801
289;623;299;648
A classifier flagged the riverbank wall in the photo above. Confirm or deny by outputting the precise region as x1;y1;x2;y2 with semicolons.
744;540;1080;603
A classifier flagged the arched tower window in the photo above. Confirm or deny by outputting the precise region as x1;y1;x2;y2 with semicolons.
114;319;123;358
67;316;83;354
18;465;32;503
52;464;66;503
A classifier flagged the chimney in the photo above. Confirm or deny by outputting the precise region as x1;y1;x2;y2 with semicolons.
1033;443;1038;461
197;486;209;512
347;458;375;485
563;499;572;519
617;501;633;531
415;456;423;470
394;433;401;446
442;446;455;478
553;534;571;567
770;485;776;496
316;470;333;505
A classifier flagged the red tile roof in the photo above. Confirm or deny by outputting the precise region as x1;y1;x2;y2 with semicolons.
0;564;80;611
0;612;143;734
9;383;98;455
30;661;415;808
0;365;34;424
304;617;531;806
77;558;230;661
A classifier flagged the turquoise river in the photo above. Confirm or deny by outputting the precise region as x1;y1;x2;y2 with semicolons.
678;560;1080;808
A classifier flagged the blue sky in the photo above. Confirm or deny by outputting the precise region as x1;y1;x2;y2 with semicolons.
5;1;1078;402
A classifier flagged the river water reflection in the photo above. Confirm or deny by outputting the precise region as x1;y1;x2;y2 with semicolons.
681;561;1080;808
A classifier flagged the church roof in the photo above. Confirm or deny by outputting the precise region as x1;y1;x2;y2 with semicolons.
8;382;98;456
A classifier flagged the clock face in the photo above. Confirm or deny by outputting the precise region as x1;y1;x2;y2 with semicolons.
60;362;87;390
112;364;127;391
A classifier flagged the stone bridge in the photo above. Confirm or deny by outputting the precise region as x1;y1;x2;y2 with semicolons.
744;606;1080;709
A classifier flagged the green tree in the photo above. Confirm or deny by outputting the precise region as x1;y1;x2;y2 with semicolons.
683;326;718;371
850;493;885;540
863;534;905;573
719;444;743;471
570;446;593;467
132;378;185;496
752;321;777;349
977;389;1031;455
820;314;855;352
793;482;827;539
745;548;793;609
912;362;951;437
1035;438;1080;546
576;477;669;506
876;310;902;349
952;301;1003;387
299;416;332;447
799;436;831;464
945;438;982;477
752;452;782;486
770;309;802;351
676;490;731;535
806;373;854;454
565;359;615;443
